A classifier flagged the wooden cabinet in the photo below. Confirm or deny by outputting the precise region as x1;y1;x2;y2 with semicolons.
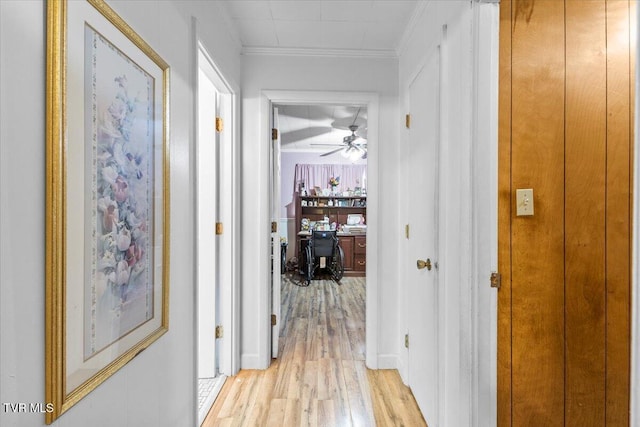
295;194;366;277
354;236;367;254
353;235;366;272
297;195;366;223
338;235;354;270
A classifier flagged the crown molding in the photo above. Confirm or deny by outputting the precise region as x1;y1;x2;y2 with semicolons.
242;46;398;59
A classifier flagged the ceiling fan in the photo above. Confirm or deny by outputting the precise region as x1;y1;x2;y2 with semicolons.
312;109;367;160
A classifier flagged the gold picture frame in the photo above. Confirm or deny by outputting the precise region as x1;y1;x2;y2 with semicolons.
46;0;170;423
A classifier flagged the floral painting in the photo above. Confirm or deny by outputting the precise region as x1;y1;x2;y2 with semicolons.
46;1;169;420
84;26;155;359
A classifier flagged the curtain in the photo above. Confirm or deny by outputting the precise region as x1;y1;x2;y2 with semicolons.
293;164;367;195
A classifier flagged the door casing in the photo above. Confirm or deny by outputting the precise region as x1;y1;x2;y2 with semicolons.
194;36;241;379
260;90;380;369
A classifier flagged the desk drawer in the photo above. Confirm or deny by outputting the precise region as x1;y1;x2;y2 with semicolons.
354;236;367;255
354;254;366;271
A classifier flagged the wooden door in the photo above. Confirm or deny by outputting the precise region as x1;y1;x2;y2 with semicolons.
407;49;441;425
498;1;634;425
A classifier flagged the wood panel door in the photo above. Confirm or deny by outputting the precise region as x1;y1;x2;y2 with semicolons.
340;236;354;270
498;1;634;425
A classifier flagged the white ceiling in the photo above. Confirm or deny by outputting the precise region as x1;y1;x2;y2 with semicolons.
219;1;419;156
221;0;419;55
275;104;367;153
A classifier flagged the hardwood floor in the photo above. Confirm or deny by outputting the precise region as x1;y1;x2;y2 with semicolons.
202;276;426;427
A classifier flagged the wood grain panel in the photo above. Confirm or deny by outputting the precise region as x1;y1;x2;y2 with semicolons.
510;0;566;424
565;2;608;425
497;1;513;425
605;1;633;425
499;2;633;425
340;236;354;270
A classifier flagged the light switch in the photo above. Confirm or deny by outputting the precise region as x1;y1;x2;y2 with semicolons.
516;189;534;216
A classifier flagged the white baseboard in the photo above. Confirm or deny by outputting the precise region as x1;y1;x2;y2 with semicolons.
240;354;263;369
377;353;399;370
397;354;409;385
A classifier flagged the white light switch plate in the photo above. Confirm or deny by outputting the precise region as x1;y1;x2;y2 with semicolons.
516;189;534;216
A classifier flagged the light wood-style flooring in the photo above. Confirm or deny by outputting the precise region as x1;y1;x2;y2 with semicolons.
202;276;426;426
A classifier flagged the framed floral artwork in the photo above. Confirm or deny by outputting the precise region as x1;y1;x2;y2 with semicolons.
45;0;170;423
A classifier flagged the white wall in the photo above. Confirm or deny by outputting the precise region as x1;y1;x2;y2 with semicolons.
240;54;401;369
397;1;498;426
0;1;241;426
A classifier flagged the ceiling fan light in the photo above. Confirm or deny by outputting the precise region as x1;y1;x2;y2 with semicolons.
348;147;362;161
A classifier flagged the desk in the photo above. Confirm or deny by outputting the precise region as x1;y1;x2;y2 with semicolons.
297;231;366;277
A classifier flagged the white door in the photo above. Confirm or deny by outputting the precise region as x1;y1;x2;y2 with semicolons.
270;106;282;358
407;50;441;425
197;67;219;378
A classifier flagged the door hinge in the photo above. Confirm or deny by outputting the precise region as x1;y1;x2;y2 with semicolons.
490;271;501;289
215;222;223;235
272;128;278;140
271;314;277;326
405;334;409;349
405;224;410;239
405;114;411;129
215;325;224;339
215;116;224;133
271;221;278;233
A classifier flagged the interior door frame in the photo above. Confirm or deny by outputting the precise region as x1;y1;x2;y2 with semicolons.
260;90;380;369
196;52;220;380
269;106;281;358
193;29;241;380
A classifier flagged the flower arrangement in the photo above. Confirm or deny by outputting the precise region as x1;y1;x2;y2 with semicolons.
95;74;150;308
329;176;340;187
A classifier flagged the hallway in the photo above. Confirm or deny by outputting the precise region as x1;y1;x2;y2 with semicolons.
202;277;425;426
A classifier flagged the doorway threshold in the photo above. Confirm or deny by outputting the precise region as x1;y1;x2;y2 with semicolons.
198;375;227;425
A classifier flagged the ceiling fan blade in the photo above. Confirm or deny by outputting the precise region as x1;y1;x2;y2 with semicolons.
351;107;361;127
320;147;345;157
331;117;367;131
280;126;332;144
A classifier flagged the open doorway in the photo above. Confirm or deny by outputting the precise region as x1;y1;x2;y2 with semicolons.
274;103;369;357
195;43;239;425
276;104;368;276
263;90;379;369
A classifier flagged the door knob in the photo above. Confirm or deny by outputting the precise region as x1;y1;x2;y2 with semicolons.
417;259;432;271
